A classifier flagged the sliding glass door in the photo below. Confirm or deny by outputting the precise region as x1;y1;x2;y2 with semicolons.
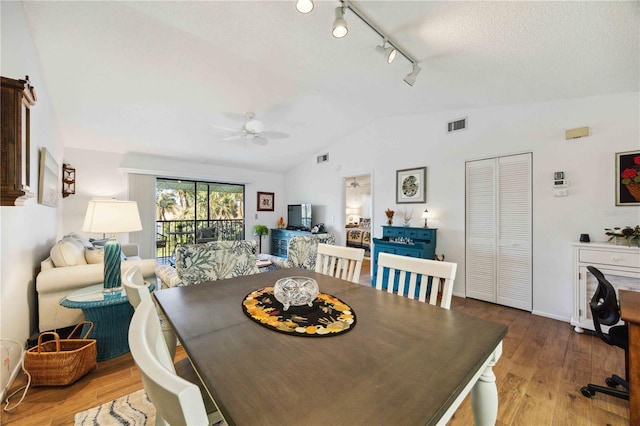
156;178;244;262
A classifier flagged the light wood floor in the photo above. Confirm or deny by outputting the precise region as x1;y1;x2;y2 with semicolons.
2;265;629;425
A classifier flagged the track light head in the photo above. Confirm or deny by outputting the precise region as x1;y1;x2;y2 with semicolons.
296;0;314;14
375;41;397;64
332;6;348;38
404;63;422;86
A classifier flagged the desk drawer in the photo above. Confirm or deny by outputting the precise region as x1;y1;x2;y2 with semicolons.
579;249;640;269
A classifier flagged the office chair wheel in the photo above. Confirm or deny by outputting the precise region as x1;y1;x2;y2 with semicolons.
605;377;618;388
581;386;595;398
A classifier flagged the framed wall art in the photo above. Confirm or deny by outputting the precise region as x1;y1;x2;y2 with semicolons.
396;167;426;204
616;150;640;206
257;191;275;211
38;147;59;207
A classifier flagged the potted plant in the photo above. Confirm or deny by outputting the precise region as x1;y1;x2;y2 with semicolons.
253;225;269;253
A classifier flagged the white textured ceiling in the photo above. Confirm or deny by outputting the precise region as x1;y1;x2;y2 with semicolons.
19;1;640;173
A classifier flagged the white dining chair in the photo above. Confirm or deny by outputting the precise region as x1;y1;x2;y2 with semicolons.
375;252;457;309
315;243;365;283
122;266;177;360
129;298;224;426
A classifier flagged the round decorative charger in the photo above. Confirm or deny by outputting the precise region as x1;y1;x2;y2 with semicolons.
242;287;356;337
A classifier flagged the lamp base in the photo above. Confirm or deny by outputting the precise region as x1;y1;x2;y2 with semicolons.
103;237;122;291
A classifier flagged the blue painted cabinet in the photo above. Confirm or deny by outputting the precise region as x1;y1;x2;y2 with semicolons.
372;226;437;288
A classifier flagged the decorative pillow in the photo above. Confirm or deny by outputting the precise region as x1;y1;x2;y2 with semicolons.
50;238;88;267
85;247;105;264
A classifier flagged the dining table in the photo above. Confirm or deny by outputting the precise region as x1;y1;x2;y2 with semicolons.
154;268;507;425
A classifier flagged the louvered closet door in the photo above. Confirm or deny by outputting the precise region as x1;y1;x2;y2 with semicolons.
496;154;532;311
465;153;532;311
465;158;497;303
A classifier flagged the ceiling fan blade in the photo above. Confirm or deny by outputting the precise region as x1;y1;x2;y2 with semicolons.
222;135;243;141
260;131;290;139
210;123;241;132
252;136;269;146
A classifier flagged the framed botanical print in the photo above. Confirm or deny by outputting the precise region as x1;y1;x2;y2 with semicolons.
257;191;275;211
396;167;426;204
616;150;640;206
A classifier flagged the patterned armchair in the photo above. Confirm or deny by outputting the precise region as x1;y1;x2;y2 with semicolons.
270;234;336;271
156;240;258;288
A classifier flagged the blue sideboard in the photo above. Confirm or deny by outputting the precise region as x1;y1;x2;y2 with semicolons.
372;226;437;288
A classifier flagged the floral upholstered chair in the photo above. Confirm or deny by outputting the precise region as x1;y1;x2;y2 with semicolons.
156;240;258;288
270;234;336;271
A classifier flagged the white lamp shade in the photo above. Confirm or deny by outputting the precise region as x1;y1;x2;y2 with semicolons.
82;199;142;234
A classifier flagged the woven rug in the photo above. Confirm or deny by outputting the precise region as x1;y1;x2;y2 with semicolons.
74;389;155;425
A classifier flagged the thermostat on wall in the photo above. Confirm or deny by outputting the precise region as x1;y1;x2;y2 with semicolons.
553;179;569;188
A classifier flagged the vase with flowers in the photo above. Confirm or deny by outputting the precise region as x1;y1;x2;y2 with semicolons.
621;154;640;201
385;209;394;226
605;226;640;247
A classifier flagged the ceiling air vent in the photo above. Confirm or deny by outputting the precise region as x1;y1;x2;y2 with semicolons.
317;153;329;164
447;118;467;133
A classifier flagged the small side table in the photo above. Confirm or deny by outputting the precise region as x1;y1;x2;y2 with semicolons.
60;282;153;361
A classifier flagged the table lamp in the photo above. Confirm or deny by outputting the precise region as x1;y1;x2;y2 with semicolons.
82;199;142;292
421;208;430;228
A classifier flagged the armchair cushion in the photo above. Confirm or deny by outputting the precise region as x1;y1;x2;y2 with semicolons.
274;234;336;270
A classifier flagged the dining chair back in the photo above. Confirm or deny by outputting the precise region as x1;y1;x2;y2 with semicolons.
122;265;150;308
122;266;177;360
315;243;365;283
129;299;222;426
375;252;457;309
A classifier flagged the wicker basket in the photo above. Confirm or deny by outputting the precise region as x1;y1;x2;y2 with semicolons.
25;321;97;386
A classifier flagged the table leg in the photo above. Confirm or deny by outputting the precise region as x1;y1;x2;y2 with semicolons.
471;342;502;426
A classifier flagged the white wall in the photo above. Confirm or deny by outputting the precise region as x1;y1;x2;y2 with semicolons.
62;149;286;254
1;1;62;346
286;92;640;322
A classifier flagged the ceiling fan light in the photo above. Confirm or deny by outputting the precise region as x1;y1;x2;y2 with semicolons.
332;7;348;38
404;63;422;86
295;0;314;13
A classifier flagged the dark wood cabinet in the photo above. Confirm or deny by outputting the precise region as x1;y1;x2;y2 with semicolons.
1;75;36;206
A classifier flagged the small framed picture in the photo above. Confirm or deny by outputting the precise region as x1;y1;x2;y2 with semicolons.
616;150;640;206
396;167;426;204
257;191;275;211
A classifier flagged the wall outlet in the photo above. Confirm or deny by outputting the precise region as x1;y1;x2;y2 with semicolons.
554;189;568;197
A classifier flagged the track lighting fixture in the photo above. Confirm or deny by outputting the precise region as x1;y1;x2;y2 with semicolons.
295;0;314;14
404;64;422;86
332;6;348;38
376;41;397;64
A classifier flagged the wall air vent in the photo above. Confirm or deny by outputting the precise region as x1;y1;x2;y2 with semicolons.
447;118;467;133
317;153;329;164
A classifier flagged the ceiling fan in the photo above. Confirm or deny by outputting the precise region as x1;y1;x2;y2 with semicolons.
210;112;290;146
347;177;370;188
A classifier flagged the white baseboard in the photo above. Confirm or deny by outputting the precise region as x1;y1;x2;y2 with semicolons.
531;310;570;323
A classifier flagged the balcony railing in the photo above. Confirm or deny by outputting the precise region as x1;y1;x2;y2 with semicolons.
156;219;245;263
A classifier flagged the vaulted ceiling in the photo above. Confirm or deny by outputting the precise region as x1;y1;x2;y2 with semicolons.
20;1;639;173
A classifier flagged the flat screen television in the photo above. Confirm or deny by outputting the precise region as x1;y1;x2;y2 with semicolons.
287;204;312;231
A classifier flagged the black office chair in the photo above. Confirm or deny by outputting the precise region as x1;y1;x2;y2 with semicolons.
580;266;629;400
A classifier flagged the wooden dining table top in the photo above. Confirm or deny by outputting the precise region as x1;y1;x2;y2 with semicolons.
154;268;507;426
